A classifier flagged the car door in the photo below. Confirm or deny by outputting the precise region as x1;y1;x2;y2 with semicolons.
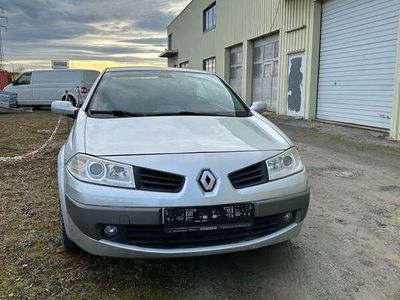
11;72;33;105
32;71;55;105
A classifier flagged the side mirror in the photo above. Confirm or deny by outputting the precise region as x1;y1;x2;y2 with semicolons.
12;80;16;85
250;101;268;114
51;101;79;118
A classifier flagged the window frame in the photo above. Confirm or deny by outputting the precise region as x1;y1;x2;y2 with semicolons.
203;2;216;32
168;33;172;50
14;72;32;86
229;45;243;81
179;61;190;69
252;40;279;80
203;56;216;73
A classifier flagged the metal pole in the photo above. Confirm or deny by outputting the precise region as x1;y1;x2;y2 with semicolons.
0;7;8;71
0;28;4;70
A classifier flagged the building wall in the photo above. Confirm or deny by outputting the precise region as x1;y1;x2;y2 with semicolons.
167;0;320;110
166;0;400;140
0;70;9;90
278;0;321;119
168;0;282;73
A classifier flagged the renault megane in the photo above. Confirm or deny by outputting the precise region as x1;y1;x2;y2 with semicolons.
51;68;310;258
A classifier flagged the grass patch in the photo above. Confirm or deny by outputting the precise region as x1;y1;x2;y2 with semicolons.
0;111;195;298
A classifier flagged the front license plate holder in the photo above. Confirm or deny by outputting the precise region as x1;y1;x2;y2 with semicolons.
162;203;255;233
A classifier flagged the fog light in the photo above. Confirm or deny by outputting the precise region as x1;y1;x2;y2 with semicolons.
104;225;118;237
283;212;294;223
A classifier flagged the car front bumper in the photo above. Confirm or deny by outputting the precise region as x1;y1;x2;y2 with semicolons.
63;191;309;258
58;148;310;258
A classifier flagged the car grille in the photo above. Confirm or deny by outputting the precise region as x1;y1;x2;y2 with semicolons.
228;162;269;189
134;167;185;193
105;212;295;249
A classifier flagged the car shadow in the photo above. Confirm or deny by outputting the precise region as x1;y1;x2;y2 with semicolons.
75;241;307;298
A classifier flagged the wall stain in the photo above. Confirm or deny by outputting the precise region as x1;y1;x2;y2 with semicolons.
287;57;303;113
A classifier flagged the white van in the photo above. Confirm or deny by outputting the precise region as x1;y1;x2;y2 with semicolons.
3;69;100;107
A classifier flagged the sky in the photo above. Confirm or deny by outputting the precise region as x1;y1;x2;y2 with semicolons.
0;0;190;72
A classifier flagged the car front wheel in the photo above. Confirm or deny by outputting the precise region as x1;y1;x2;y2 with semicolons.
60;213;81;254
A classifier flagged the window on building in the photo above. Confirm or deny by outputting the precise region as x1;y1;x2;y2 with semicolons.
180;61;189;69
168;34;172;50
203;2;216;32
203;57;216;73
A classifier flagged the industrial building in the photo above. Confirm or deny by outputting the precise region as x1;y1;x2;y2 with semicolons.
160;0;400;140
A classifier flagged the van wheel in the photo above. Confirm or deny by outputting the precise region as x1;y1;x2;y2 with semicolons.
63;95;77;107
60;213;81;254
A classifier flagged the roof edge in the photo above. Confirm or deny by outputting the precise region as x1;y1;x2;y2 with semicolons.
105;67;210;75
167;0;194;30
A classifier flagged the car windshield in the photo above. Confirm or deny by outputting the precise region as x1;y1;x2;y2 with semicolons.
88;70;250;118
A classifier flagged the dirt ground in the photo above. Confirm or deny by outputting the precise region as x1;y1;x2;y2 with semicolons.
0;110;399;299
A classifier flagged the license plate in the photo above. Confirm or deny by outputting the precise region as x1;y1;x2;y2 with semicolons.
163;203;255;233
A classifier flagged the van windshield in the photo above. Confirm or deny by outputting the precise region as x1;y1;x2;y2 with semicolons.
87;71;250;118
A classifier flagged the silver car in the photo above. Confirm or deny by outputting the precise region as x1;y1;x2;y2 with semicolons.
51;68;310;258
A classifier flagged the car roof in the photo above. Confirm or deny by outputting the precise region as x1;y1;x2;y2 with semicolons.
25;69;98;73
105;67;211;75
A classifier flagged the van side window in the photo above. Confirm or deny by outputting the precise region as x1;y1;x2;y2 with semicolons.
15;72;32;85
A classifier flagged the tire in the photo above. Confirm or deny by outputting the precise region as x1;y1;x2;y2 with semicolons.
60;213;81;254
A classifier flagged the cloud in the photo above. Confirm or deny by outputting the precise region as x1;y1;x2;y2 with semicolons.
1;0;190;71
134;10;176;31
120;37;167;45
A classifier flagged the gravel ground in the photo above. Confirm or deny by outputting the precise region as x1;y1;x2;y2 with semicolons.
0;111;399;299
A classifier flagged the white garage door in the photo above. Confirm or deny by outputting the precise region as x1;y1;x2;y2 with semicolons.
252;34;279;112
317;0;400;129
229;45;243;96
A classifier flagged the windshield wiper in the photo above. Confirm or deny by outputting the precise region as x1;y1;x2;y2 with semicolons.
89;110;250;118
89;110;146;117
147;111;235;117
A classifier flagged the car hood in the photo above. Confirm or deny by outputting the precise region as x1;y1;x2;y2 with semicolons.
84;115;290;156
2;84;11;91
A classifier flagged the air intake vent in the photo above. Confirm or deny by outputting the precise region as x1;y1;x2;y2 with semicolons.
229;162;268;189
134;167;185;193
111;212;296;249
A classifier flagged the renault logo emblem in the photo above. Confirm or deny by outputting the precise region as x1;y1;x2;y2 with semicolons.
199;170;217;192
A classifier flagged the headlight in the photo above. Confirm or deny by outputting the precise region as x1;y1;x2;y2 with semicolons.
266;147;304;181
66;154;135;188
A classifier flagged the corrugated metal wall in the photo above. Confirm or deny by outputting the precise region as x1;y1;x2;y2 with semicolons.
168;0;318;113
217;0;281;43
278;0;313;115
282;0;309;52
168;0;282;73
166;0;400;139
